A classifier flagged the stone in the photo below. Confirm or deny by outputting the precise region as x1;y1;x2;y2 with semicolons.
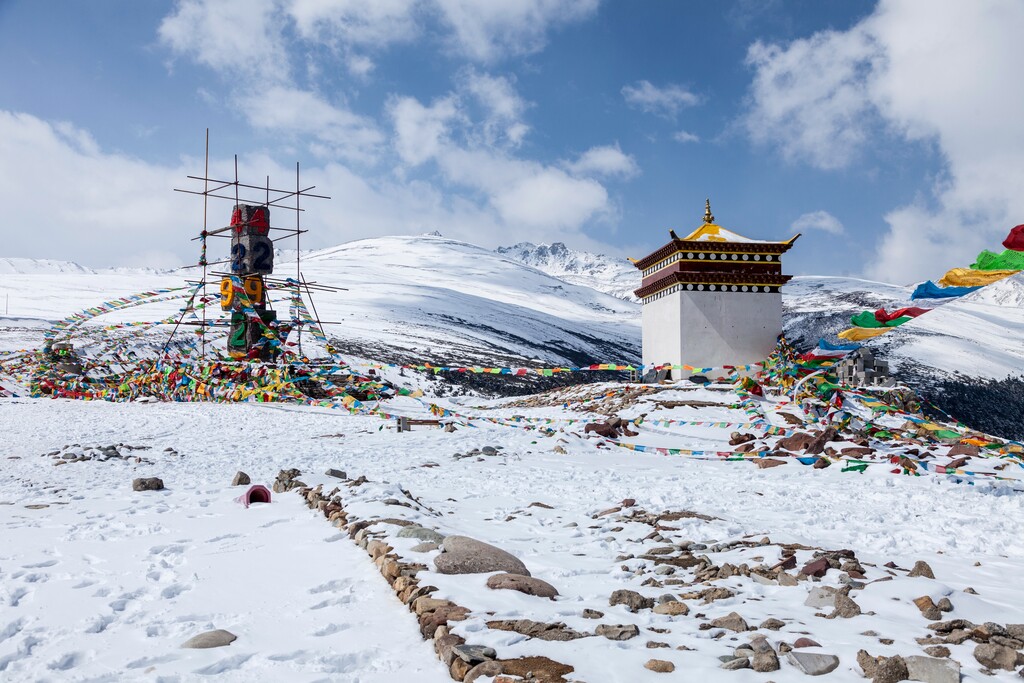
721;657;751;670
928;619;976;633
1007;624;1024;641
908;561;936;579
753;650;781;672
904;655;960;683
760;618;785;630
801;558;830;577
452;644;497;664
596;624;639;640
779;571;800;586
481;446;499;455
435;634;466;665
609;589;654;612
180;629;237;649
858;650;879;678
410;542;439;553
397;526;446;544
132;477;164;491
794;637;821;648
434;536;529;576
805;586;838;609
914;595;937;614
582;608;604;619
621;498;636;507
830;593;862;619
324;468;346;479
777;432;814;452
924;646;951;658
644;659;675;673
936;597;953;612
231;471;250;486
974;643;1020;671
756;458;787;469
464;661;503;683
710;612;749;632
497;656;574;683
873;655;909;683
486;619;585;642
486;573;558;598
787;652;840;676
652;601;689;616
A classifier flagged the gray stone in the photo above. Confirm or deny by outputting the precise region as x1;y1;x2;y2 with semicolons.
410;542;439;553
711;612;749;632
974;643;1020;671
787;652;840;676
936;597;953;613
452;644;497;664
582;609;604;619
132;477;164;492
805;586;838;609
752;573;777;586
397;526;446;544
231;471;250;486
464;661;503;683
486;573;558;598
180;629;237;649
481;446;499;455
610;589;654;612
908;561;936;579
760;618;785;630
434;536;529;576
1007;624;1024;641
324;468;347;479
721;657;751;670
596;624;639;640
905;655;960;683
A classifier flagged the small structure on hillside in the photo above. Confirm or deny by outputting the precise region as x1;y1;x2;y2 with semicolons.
834;348;894;387
631;200;799;379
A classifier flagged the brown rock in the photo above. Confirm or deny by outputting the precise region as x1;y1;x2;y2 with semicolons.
132;477;164;491
486;573;558;598
793;637;821;648
907;561;935;579
756;458;787;469
231;471;251;486
873;655;909;683
596;624;639;640
486;619;586;642
973;643;1021;671
813;457;831;469
925;646;951;658
913;595;936;614
498;656;574;683
652;601;689;616
610;589;654;612
858;649;879;678
760;618;785;630
752;649;781;672
644;659;675;673
777;432;814;451
435;634;466;666
710;612;749;632
801;557;830;577
450;658;471;680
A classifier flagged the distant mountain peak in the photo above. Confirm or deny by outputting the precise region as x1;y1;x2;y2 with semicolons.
495;242;638;301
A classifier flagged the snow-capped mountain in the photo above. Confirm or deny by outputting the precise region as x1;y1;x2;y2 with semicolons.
0;257;96;275
495;241;639;301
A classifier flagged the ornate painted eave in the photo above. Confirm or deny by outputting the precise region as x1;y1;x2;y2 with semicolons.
635;271;793;299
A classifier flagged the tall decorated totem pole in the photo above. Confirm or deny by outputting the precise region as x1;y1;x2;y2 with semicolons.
222;204;277;359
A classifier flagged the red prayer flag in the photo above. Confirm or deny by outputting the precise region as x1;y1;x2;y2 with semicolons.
1003;224;1024;251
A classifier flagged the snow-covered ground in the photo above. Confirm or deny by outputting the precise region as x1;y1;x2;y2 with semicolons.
2;386;1022;681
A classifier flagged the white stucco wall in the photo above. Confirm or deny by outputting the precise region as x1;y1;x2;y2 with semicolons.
642;290;782;377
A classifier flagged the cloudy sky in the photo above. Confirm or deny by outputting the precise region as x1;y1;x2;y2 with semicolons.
1;0;1022;283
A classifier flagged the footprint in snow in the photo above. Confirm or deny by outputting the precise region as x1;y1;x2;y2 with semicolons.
312;623;350;637
308;579;350;594
192;653;253;676
160;583;190;599
22;559;58;569
47;651;85;671
85;614;115;634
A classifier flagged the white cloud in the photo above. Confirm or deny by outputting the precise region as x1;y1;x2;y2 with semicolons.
460;69;530;147
287;0;422;47
433;0;601;62
742;0;1024;283
564;144;638;178
238;86;383;162
388;95;462;166
672;130;700;144
621;80;701;119
159;0;290;83
791;210;845;235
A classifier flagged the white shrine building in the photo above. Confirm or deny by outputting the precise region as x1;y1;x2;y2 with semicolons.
631;201;799;378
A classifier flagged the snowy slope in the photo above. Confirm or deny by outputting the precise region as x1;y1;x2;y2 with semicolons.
495;241;640;301
0;257;96;275
0;235;641;368
870;272;1024;380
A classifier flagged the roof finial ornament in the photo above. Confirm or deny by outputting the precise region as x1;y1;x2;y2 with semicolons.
703;198;715;224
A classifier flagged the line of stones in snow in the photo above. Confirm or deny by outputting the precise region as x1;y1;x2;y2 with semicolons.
42;443;176;466
275;467;578;683
590;501;1005;681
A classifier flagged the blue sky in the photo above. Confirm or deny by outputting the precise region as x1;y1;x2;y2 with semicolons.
1;1;1022;284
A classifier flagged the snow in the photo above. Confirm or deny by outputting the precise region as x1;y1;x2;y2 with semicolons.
1;391;1022;681
495;242;640;302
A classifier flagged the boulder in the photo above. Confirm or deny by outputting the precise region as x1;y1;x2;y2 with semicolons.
596;624;639;641
498;656;574;683
486;619;585;642
486;573;558;598
231;471;250;486
610;589;653;612
434;536;529;576
805;586;838;609
873;655;909;683
908;561;936;579
787;652;840;676
132;477;164;492
904;655;960;683
830;593;862;618
652;601;689;616
710;612;749;632
644;659;675;673
180;629;237;649
974;643;1020;671
397;526;446;544
464;661;503;683
753;650;780;672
